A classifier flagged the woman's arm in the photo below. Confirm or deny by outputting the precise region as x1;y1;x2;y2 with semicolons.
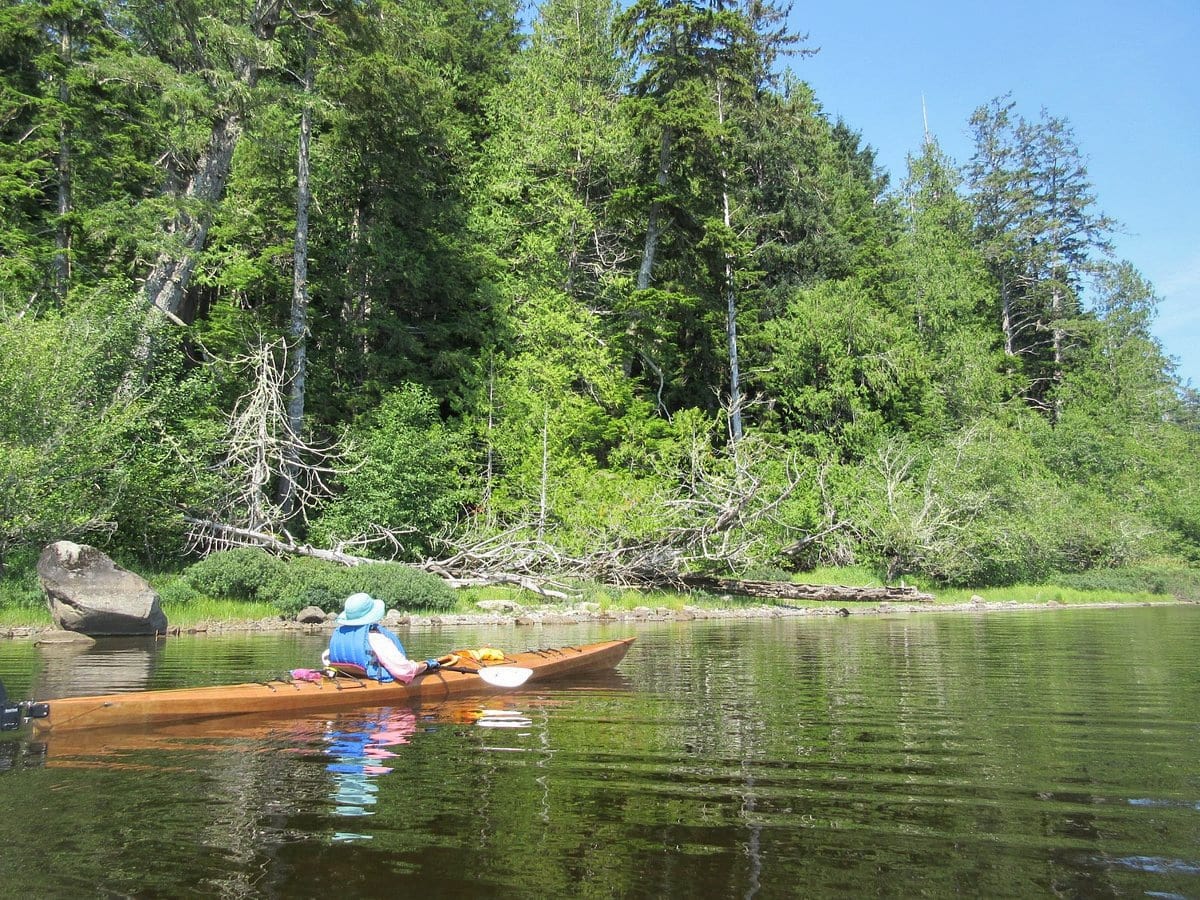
367;630;424;683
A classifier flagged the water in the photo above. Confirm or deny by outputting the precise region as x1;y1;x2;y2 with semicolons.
1;607;1196;898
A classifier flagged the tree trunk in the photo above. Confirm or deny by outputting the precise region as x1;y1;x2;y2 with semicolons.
1000;276;1017;356
636;125;673;291
140;0;284;324
537;409;549;542
1050;283;1065;422
141;119;241;323
53;21;72;300
716;81;742;442
279;32;315;518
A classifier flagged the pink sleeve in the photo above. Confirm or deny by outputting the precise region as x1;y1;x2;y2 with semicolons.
368;631;422;684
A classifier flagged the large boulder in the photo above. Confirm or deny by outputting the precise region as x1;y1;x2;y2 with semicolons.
37;542;168;636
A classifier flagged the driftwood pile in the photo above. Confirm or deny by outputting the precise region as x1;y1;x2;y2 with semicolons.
184;518;935;604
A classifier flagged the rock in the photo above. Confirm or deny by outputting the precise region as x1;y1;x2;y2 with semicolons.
295;606;327;624
381;610;410;627
37;541;168;636
34;629;97;648
476;599;523;614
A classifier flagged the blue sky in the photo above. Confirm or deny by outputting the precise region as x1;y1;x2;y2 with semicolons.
788;0;1200;387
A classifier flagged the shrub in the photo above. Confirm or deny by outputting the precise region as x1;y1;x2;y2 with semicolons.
182;549;458;616
182;548;286;602
155;577;204;607
0;569;44;611
1054;566;1200;599
260;556;345;612
347;563;457;613
308;384;475;559
263;557;457;617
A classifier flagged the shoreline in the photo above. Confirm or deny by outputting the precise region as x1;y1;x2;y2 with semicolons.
3;597;1193;641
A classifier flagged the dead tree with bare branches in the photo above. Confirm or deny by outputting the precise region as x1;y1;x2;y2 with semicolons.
189;338;345;554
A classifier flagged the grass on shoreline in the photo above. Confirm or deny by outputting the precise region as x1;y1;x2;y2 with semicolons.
1;563;1183;630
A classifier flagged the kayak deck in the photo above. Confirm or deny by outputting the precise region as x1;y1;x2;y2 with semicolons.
30;637;634;734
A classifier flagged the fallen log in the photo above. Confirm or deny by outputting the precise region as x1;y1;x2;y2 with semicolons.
677;574;935;603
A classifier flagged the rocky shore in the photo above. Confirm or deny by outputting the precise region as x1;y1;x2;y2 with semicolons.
4;596;1191;641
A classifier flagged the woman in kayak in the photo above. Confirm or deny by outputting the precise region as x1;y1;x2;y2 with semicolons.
322;592;442;683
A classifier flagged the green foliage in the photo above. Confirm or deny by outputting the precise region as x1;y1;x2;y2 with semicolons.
181;548;457;616
1052;565;1200;600
761;277;937;457
153;577;204;607
182;548;288;603
260;558;456;616
259;556;351;614
0;567;44;612
332;562;457;613
0;2;1194;591
0;290;163;568
966;97;1116;412
544;468;667;555
833;409;1191;587
309;384;475;558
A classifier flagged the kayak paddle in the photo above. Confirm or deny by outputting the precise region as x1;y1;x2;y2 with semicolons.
437;662;534;688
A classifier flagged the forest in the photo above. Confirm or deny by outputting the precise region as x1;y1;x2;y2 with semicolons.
1;0;1197;597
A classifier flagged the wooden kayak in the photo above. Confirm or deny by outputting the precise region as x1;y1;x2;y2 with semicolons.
28;637;635;734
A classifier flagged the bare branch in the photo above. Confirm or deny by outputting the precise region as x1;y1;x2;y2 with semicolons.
189;337;348;553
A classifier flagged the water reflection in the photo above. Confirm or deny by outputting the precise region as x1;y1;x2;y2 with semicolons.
0;611;1196;899
33;636;163;698
323;702;539;841
326;707;418;839
474;709;534;729
0;737;45;773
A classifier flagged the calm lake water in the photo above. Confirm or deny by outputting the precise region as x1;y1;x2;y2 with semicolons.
1;606;1197;898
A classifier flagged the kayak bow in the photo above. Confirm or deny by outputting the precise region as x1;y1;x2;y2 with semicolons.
28;637;634;734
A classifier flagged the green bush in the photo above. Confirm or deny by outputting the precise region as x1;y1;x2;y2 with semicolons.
347;563;457;612
261;557;348;615
1054;566;1200;599
182;548;287;602
262;557;457;617
0;569;44;611
155;577;204;606
308;384;476;559
181;549;458;617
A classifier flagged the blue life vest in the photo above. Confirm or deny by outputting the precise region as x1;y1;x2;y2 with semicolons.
327;624;407;682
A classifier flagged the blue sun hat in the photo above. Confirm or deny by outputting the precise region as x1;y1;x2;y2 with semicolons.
337;592;385;626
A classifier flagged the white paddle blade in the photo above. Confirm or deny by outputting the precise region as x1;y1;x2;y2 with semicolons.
477;666;533;688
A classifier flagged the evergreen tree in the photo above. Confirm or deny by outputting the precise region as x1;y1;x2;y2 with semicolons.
891;136;1007;426
467;0;656;528
615;0;810;422
967;97;1114;417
